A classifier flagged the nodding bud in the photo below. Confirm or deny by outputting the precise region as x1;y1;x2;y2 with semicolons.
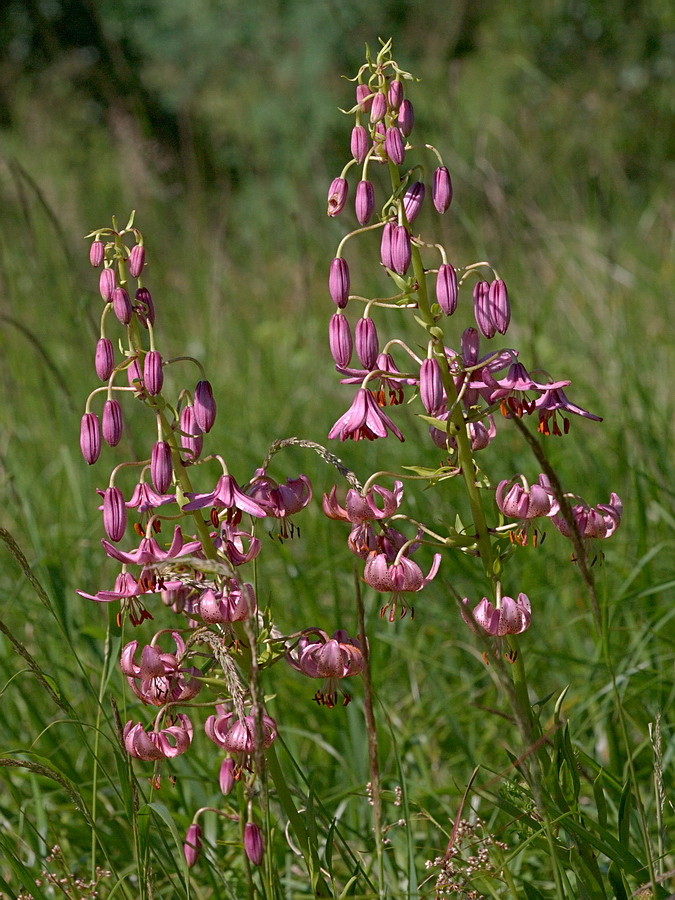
80;413;101;465
135;287;155;326
90;240;105;267
350;125;368;164
128;244;145;278
99;267;116;302
113;287;133;325
180;404;203;462
432;166;453;213
385;127;405;166
151;441;173;494
370;92;386;123
355;180;375;226
329;313;353;367
103;486;127;542
420;358;444;415
473;281;495;339
398;99;414;137
244;822;264;867
436;264;458;315
329;257;350;308
380;222;395;270
327;177;348;216
183;823;202;868
219;757;236;795
489;279;510;334
403;181;425;223
194;380;216;432
95;338;114;380
102;399;123;447
355;317;379;369
388;79;403;110
127;358;145;398
391;225;411;276
143;350;164;396
356;82;372;112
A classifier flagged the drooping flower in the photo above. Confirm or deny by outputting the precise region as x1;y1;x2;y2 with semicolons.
552;492;622;540
461;594;532;636
183;474;269;518
496;474;559;519
363;551;442;620
102;525;201;566
286;628;364;707
121;632;202;705
534;386;602;436
197;580;255;624
246;470;312;539
205;706;277;760
322;481;403;524
123;713;194;760
328;388;405;442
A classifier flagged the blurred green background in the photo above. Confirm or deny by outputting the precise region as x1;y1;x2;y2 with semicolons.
1;0;674;895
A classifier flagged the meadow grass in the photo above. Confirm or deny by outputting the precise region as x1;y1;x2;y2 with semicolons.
0;35;673;899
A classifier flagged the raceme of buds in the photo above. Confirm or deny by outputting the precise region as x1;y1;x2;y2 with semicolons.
385;126;405;165
355;180;375;226
489;279;510;334
184;823;202;868
102;486;127;542
462;594;532;636
355;317;379;369
391;225;411;276
151;441;173;493
356;82;372;112
370;91;386;123
329;313;353;367
113;287;133;325
327;177;348;216
180;404;203;462
403;181;425;222
95;337;115;380
350;125;368;164
102;398;123;447
143;350;164;396
398;99;414;137
329;257;350;308
244;822;264;867
388;78;403;110
128;244;145;278
90;240;105;267
432;166;453;213
99;267;116;302
194;380;216;432
80;413;101;465
436;264;458;315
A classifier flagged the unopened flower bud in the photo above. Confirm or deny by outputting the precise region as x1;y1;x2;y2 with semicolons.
355;317;379;369
385;127;405;165
473;281;495;339
420;358;444;415
113;287;133;325
244;822;264;867
489;279;510;334
80;413;101;465
391;225;411;276
127;358;145;397
329;313;353;367
219;757;236;795
90;240;104;267
380;222;395;270
102;398;123;447
356;82;372;112
135;287;155;326
143;350;164;396
388;79;403;110
355;180;375;226
350;125;368;164
329;257;350;308
151;441;173;494
436;264;458;315
95;337;114;380
103;486;127;542
184;823;202;868
370;92;386;123
194;380;216;432
99;267;116;302
180;404;203;462
327;177;348;216
128;244;145;278
403;181;425;223
432;166;453;213
398;99;414;137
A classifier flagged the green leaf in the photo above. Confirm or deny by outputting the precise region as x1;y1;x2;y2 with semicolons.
522;881;547;899
618;780;632;848
594;770;608;830
607;863;629;900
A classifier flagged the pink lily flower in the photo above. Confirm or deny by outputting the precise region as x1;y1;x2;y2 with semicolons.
102;525;201;566
328;388;404;442
462;593;532;636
